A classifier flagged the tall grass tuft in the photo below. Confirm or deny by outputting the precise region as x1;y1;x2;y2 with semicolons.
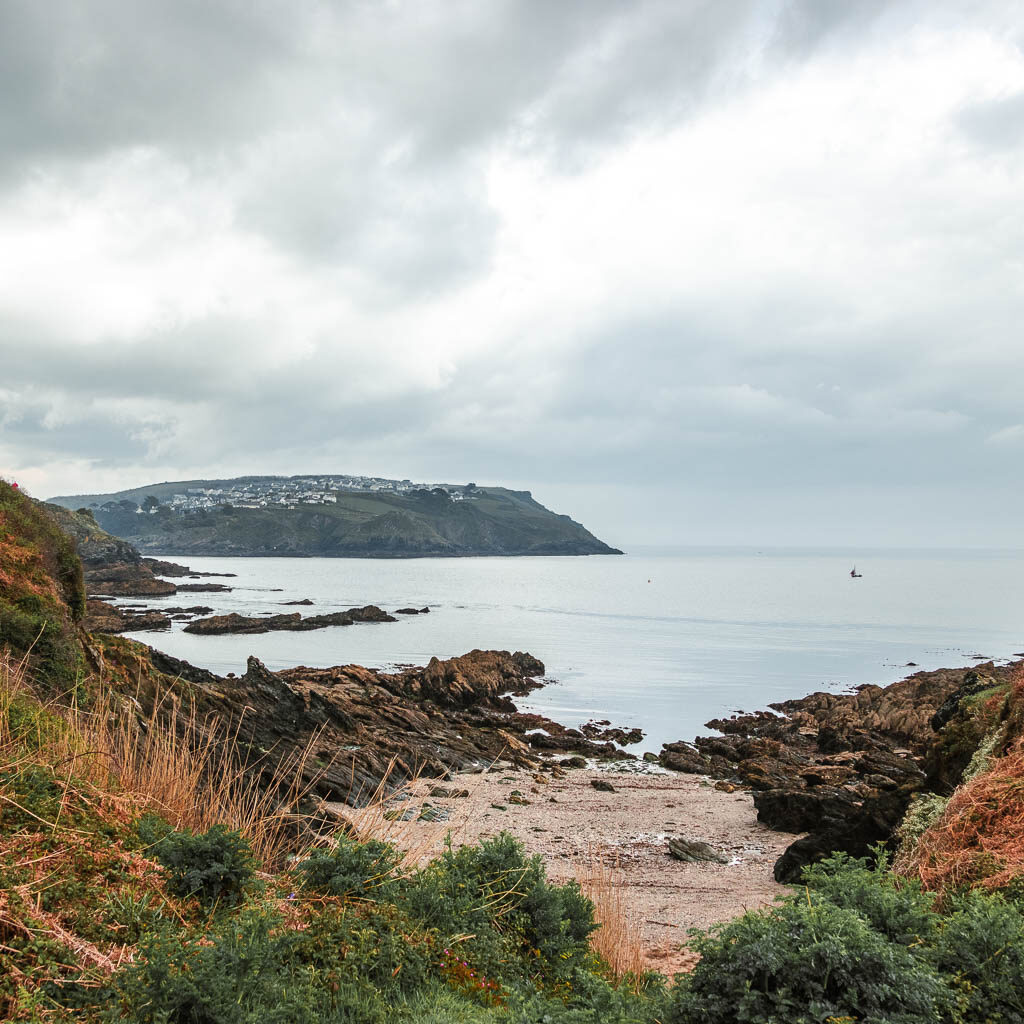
574;847;649;984
1;649;325;867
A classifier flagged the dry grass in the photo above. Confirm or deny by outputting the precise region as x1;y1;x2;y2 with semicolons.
0;648;327;867
904;670;1024;893
906;741;1024;892
574;847;649;984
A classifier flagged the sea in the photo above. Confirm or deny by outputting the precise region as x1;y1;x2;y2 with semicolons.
122;547;1024;754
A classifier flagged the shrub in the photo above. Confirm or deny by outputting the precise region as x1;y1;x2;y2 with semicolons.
935;890;1024;1023
505;969;668;1023
800;851;940;946
111;909;391;1024
149;823;256;909
288;902;433;998
295;835;403;900
404;833;597;985
666;896;945;1024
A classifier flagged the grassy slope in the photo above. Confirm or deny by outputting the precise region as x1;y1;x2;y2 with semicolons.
83;486;621;556
0;481;86;692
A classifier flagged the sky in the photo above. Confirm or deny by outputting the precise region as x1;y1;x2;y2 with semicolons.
1;0;1023;548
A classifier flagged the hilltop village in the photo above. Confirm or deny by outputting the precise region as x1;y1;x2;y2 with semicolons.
102;476;482;514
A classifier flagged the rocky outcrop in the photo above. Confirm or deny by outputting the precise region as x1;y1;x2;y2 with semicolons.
83;599;171;633
85;566;178;597
581;719;644;745
183;606;397;635
142;557;235;578
93;641;634;808
398;649;545;707
40;504;178;597
659;661;1021;881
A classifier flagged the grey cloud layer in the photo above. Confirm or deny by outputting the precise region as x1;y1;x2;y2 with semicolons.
2;0;1023;544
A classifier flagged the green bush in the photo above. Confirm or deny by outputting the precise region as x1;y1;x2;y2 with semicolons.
504;969;667;1023
935;890;1024;1023
295;835;404;900
800;851;940;946
666;896;945;1024
149;824;256;909
110;909;391;1024
288;902;433;998
404;833;597;985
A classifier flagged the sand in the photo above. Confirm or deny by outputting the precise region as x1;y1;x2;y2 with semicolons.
371;762;800;975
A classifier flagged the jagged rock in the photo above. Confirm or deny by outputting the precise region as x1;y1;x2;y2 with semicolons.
930;668;999;732
183;605;397;635
176;583;233;593
667;837;728;864
87;566;177;597
581;721;644;745
142;557;236;578
659;742;714;775
139;558;192;576
281;598;314;605
406;650;544;707
83;599;171;633
591;779;616;793
660;660;1022;880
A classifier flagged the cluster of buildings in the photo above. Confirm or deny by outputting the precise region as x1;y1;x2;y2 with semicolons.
153;476;477;513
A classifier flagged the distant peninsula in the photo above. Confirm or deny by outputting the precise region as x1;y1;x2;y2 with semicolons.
48;474;623;557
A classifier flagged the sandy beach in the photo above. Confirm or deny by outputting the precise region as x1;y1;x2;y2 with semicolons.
358;763;800;975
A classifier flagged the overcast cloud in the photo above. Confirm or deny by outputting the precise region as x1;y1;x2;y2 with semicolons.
2;0;1023;546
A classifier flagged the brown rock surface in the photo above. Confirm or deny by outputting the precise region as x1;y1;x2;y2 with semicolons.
184;605;397;635
142;557;236;578
101;644;632;810
84;599;171;633
659;660;1022;881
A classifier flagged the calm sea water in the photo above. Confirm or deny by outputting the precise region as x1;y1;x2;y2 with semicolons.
122;548;1024;753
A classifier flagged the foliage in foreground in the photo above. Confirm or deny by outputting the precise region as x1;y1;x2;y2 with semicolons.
4;648;1024;1022
666;852;1024;1024
3;654;1024;1024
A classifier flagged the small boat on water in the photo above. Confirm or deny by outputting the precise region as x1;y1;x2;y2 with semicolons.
850;566;862;578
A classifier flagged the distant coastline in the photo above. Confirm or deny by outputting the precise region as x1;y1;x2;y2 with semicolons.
49;475;622;559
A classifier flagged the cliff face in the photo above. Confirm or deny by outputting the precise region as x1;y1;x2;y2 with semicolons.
51;483;622;557
41;503;178;599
